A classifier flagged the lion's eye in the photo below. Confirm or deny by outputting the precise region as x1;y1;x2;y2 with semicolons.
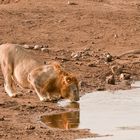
66;77;71;83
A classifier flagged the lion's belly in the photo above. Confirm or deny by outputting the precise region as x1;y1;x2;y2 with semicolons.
13;65;32;88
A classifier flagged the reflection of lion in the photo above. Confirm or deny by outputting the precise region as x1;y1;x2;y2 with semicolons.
0;43;79;102
41;110;80;129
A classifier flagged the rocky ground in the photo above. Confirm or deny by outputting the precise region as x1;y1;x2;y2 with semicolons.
0;0;140;139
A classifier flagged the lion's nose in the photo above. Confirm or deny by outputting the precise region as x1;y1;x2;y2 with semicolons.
75;96;80;101
73;89;77;94
71;93;79;102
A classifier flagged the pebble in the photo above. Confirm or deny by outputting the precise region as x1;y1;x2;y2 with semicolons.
106;75;115;85
71;52;81;59
114;34;118;38
105;53;112;62
0;116;5;121
111;65;123;75
96;87;105;91
41;48;49;52
83;47;90;51
87;63;96;67
42;44;48;48
23;44;30;49
67;1;78;5
34;45;42;50
119;73;131;81
26;125;35;130
61;58;69;62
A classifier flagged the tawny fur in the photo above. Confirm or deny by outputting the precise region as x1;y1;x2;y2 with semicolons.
0;43;79;102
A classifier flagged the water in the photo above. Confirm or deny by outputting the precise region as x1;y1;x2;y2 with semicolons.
41;81;140;140
41;111;79;129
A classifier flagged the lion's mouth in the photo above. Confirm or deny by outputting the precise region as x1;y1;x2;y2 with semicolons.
69;96;80;102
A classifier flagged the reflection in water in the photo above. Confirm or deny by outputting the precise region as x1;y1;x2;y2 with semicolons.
41;102;80;129
41;111;80;129
58;100;80;109
64;102;80;109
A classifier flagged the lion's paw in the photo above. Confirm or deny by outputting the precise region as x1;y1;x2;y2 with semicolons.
50;95;61;102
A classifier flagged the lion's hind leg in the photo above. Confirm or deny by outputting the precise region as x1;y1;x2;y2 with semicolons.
2;64;17;97
4;82;17;97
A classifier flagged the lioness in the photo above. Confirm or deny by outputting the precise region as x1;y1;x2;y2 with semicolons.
0;43;79;102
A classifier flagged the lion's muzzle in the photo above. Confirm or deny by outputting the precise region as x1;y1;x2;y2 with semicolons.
69;85;79;102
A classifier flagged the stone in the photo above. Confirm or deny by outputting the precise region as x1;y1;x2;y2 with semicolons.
105;53;112;62
71;52;81;59
119;73;131;81
23;44;30;49
0;116;5;121
111;65;123;75
106;75;115;85
87;63;96;67
68;1;78;5
26;125;35;130
34;45;42;50
41;48;49;52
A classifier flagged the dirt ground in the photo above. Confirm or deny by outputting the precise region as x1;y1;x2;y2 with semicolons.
0;0;140;139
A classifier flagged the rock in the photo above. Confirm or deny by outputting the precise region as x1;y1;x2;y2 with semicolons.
26;125;35;130
42;44;48;48
83;47;90;52
96;87;105;91
71;52;81;59
82;51;90;57
111;65;123;75
114;34;118;38
41;48;49;52
105;53;112;62
0;116;5;121
75;62;83;65
34;45;42;50
68;1;78;5
23;44;30;49
119;73;131;81
87;63;96;67
16;136;19;139
61;58;69;62
106;75;115;85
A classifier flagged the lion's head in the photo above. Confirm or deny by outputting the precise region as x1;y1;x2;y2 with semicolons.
60;73;79;102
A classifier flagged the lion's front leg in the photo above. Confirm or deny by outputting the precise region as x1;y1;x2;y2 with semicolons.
27;67;60;102
33;86;60;102
49;93;61;102
36;90;51;102
31;85;51;102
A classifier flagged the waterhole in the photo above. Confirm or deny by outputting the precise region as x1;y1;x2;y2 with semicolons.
41;102;80;129
41;81;140;140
